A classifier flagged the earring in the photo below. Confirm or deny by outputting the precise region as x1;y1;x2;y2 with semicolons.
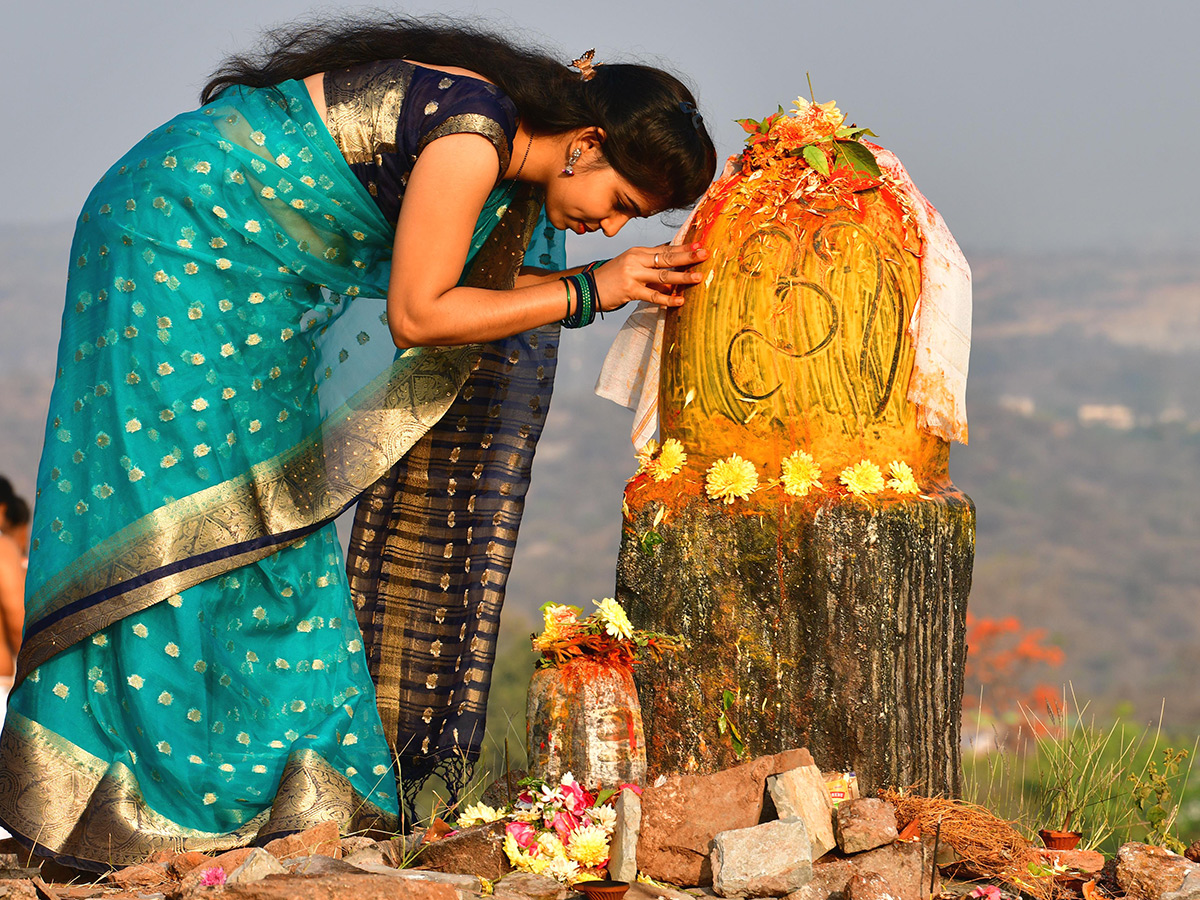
562;147;582;176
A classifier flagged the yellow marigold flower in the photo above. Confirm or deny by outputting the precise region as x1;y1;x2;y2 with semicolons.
594;597;633;641
566;823;610;869
887;460;920;495
839;459;885;496
634;438;659;474
536;833;568;859
705;454;758;504
781;450;822;497
503;834;537;871
649;438;687;482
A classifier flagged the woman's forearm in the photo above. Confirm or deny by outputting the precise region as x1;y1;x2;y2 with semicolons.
514;265;584;289
388;278;573;347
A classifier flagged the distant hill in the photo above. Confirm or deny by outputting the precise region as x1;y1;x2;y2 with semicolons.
3;224;1198;729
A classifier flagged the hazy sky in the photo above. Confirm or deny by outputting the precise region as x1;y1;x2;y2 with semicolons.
4;0;1199;253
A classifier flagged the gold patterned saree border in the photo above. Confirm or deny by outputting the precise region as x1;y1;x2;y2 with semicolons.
0;712;392;870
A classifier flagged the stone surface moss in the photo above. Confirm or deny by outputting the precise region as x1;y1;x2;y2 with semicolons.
617;487;974;796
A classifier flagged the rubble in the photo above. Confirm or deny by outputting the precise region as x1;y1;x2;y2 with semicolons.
637;748;814;885
767;766;836;859
1118;843;1200;900
6;753;1199;900
710;818;814;897
835;799;898;855
609;788;643;883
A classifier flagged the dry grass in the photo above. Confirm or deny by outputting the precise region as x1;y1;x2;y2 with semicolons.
880;789;1059;900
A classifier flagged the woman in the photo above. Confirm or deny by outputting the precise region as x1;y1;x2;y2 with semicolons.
0;17;714;869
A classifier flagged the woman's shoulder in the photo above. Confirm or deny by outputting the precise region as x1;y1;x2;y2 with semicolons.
403;63;519;172
406;62;517;126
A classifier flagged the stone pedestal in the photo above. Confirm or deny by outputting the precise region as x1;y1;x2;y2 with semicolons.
617;487;973;795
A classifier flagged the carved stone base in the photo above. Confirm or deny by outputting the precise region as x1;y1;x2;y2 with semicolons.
616;485;974;796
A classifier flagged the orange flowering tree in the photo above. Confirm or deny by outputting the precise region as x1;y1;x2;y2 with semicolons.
963;612;1064;739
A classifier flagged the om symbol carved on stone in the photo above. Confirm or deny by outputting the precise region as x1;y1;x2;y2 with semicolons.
660;190;947;483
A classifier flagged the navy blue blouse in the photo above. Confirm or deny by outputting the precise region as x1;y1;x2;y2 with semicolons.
323;60;519;225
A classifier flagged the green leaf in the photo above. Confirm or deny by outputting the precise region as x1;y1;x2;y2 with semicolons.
716;711;727;735
834;140;882;177
640;530;664;554
722;689;736;709
801;144;829;176
594;788;617;807
729;720;746;757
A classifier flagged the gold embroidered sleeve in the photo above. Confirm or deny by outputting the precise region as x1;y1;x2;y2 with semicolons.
417;113;512;181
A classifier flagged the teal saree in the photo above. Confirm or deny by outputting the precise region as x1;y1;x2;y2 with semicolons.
0;78;561;868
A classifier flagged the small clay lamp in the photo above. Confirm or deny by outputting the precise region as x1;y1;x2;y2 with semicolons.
576;881;630;900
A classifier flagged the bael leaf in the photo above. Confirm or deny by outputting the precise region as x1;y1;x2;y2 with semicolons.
801;144;829;176
834;140;882;177
594;788;617;807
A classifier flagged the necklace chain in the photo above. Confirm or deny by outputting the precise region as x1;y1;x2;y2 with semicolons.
495;131;534;213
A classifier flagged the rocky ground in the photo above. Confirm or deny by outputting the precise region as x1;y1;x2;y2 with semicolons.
2;750;1198;900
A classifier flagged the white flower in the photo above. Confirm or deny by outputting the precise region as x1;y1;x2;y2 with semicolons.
540;855;581;884
458;802;504;827
587;804;617;832
594;597;633;641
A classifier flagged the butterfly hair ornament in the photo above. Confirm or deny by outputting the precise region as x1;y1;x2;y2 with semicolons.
571;49;599;82
680;101;704;131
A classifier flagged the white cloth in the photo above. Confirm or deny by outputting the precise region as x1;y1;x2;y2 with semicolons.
595;149;972;447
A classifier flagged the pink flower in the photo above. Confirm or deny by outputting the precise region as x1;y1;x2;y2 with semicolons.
968;887;1001;900
551;809;581;843
561;779;590;813
506;820;536;850
199;867;226;887
618;783;643;795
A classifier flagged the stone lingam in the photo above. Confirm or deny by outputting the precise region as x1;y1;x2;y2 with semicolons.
608;98;974;795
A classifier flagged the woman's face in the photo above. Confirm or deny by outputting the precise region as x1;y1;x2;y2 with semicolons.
542;151;659;238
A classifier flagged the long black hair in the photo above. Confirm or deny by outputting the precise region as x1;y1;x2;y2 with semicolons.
201;15;717;211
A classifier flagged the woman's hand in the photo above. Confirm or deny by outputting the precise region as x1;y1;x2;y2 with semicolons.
593;243;708;311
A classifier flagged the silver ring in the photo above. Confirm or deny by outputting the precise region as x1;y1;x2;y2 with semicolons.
653;252;661;268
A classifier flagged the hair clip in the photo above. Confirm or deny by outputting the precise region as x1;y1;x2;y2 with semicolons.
679;101;704;130
572;49;599;82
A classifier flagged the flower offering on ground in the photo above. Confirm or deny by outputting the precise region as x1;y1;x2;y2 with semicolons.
705;454;759;504
530;597;682;668
494;771;629;883
199;867;226;887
